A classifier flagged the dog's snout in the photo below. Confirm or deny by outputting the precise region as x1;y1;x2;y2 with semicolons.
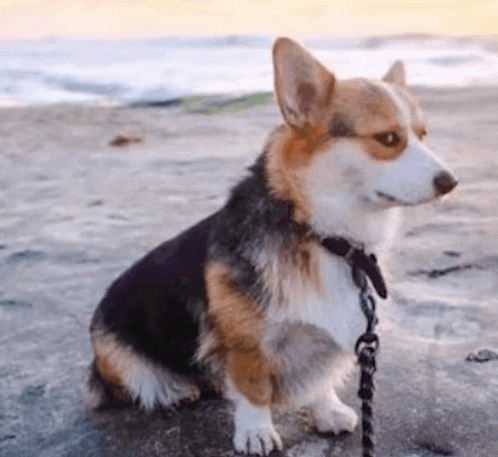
433;171;458;196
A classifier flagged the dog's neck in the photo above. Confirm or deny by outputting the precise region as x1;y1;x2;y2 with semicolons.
306;194;399;253
318;236;388;299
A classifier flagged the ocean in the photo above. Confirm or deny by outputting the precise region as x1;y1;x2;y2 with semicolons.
1;34;497;106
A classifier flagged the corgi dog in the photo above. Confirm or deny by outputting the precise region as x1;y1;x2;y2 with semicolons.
88;38;457;455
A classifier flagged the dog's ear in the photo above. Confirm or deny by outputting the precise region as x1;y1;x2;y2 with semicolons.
273;37;335;130
382;60;406;88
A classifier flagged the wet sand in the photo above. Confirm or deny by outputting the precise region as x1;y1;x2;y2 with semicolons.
1;86;498;456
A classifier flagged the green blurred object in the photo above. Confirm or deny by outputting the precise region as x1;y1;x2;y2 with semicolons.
182;92;274;114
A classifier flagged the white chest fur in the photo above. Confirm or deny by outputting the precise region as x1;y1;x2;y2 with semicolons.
268;248;367;353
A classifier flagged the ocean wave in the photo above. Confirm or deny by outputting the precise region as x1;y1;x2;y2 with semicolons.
427;55;483;66
142;35;270;48
2;34;498;106
42;75;129;96
358;33;441;49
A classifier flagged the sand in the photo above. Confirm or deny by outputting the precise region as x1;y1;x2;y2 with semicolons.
1;86;498;457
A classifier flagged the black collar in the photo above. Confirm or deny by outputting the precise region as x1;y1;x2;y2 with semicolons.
320;237;388;299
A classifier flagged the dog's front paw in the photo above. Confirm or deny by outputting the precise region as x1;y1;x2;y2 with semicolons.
233;425;283;456
311;398;358;434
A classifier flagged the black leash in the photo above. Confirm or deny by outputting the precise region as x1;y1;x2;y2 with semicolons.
353;262;380;457
321;237;385;457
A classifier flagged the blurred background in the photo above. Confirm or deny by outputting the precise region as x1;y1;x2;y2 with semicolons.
1;0;498;107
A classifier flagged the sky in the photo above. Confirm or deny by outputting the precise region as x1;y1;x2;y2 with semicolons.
0;0;497;39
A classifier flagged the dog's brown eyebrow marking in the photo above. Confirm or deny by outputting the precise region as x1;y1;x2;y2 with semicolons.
330;113;357;137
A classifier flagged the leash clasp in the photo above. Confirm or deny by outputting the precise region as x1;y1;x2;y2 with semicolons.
355;331;379;357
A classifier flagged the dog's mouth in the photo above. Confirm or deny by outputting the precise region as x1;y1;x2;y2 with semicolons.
376;191;398;202
375;191;417;207
375;191;437;207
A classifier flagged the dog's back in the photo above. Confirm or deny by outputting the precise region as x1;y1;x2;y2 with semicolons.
88;213;217;409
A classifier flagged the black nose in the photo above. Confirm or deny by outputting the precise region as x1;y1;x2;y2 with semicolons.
433;171;458;196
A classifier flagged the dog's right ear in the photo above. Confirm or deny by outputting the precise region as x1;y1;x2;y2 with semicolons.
273;38;335;130
382;60;406;88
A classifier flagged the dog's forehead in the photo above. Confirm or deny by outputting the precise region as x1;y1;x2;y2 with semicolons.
394;85;426;131
333;78;422;134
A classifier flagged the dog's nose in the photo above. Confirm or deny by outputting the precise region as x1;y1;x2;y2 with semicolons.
433;171;458;196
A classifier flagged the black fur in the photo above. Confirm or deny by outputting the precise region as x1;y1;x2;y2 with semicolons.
96;213;217;375
209;150;306;308
93;148;306;377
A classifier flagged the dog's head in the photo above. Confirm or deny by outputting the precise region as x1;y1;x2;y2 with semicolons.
270;38;457;228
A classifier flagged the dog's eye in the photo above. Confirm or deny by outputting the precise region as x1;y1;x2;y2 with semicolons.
373;132;400;147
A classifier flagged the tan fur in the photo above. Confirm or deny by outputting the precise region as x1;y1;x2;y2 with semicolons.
205;262;276;405
91;333;132;404
265;124;327;223
272;39;428;164
292;240;322;290
332;79;407;161
91;323;201;408
382;60;406;87
273;38;335;131
396;87;427;139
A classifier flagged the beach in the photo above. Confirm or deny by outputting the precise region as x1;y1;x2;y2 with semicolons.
1;85;498;456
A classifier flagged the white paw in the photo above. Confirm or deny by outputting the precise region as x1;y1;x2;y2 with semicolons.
226;377;283;455
233;425;283;456
312;401;358;434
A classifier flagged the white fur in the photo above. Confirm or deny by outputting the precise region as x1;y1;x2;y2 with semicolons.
303;80;453;245
368;137;450;206
267;248;368;353
124;358;199;410
226;378;283;456
92;332;199;410
310;386;359;434
303;133;450;246
367;83;452;207
303;140;401;248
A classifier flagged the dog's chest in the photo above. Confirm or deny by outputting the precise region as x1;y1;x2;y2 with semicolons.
269;251;366;353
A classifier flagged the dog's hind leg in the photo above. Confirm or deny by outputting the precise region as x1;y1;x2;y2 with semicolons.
88;334;201;411
88;313;200;411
